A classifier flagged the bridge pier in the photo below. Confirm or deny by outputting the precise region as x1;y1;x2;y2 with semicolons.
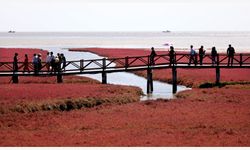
147;68;153;94
102;58;107;84
216;67;220;85
12;73;18;83
102;72;107;84
172;66;177;94
57;72;63;83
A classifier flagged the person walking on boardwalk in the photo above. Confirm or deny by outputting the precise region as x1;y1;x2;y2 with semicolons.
50;52;55;74
13;53;18;72
199;45;206;65
61;53;66;72
32;53;39;75
54;53;61;72
37;53;42;73
211;47;217;66
23;54;30;73
150;47;157;65
46;52;51;72
227;44;235;66
188;45;197;66
169;46;175;66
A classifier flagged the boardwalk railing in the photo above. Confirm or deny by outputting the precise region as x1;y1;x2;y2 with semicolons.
1;53;250;93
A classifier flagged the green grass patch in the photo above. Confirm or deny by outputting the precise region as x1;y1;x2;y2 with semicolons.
199;81;250;88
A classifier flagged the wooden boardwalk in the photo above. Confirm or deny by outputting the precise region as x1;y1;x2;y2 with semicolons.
1;53;250;93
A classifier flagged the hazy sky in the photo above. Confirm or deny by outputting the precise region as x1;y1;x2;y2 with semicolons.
0;0;250;32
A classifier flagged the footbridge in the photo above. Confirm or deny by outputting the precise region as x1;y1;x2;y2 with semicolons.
1;53;250;93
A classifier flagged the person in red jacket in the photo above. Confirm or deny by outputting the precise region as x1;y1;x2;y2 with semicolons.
23;54;30;73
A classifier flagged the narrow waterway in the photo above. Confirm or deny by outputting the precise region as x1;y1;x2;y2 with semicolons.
47;47;190;100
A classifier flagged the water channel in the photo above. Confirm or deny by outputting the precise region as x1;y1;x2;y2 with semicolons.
47;47;190;101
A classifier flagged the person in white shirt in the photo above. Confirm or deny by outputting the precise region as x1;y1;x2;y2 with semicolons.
45;52;52;72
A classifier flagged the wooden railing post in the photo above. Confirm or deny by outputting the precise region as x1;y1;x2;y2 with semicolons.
80;59;84;72
125;56;129;69
240;54;243;66
148;55;151;67
216;54;220;66
102;58;107;84
147;68;153;94
174;53;177;66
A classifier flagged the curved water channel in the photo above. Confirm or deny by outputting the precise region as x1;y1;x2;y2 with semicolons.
47;47;190;101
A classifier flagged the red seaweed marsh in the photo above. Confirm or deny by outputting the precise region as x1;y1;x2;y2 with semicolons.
0;47;250;146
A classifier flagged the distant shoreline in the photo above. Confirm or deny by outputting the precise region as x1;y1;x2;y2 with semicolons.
0;31;250;52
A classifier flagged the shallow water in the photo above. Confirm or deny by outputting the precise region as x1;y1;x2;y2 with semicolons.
46;47;189;101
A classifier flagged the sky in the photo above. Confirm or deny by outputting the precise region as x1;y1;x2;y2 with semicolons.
0;0;250;32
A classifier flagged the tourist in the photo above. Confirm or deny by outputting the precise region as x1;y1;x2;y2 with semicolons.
199;45;206;65
23;54;30;73
13;53;18;72
32;53;38;75
227;44;235;66
211;47;217;66
54;53;61;72
188;45;197;66
50;52;55;73
61;53;66;72
38;53;42;72
150;47;157;65
169;46;175;66
46;52;51;72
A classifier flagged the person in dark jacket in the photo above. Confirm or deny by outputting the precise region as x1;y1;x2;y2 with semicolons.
37;53;42;72
227;44;235;66
61;53;66;72
199;45;206;65
211;47;217;66
150;47;157;65
169;46;175;66
13;53;18;72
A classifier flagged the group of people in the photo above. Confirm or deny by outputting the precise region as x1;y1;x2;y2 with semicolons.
187;44;235;66
13;51;67;74
150;44;236;66
45;52;67;73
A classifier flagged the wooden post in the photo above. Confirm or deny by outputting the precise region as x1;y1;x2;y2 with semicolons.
125;56;129;69
147;68;153;94
216;67;220;85
240;54;243;66
216;54;220;66
172;66;177;94
80;59;84;72
102;58;107;84
12;73;19;83
57;72;63;83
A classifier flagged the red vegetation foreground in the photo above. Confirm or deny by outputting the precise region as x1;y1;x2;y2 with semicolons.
0;48;250;146
0;85;250;146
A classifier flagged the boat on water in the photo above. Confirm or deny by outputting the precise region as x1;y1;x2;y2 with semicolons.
162;30;171;33
8;30;16;33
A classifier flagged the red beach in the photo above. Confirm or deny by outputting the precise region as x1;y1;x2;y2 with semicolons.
0;47;250;146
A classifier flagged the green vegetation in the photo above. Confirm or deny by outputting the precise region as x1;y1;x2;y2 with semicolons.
199;81;250;88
